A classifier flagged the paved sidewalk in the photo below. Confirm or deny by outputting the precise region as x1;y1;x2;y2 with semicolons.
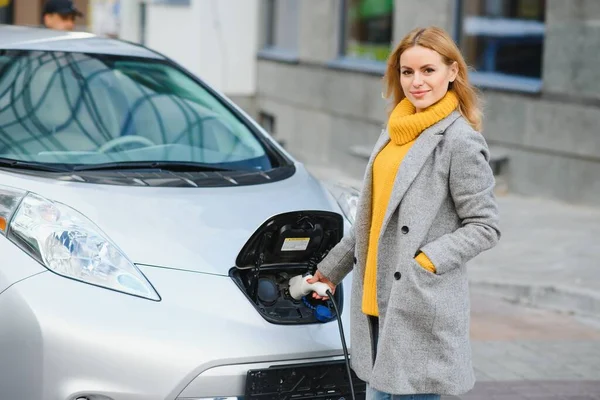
468;195;600;320
306;164;600;319
445;292;600;399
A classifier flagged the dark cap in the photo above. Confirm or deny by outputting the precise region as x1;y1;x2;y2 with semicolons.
43;0;83;17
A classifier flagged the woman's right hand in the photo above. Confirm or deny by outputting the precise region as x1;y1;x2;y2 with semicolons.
307;270;336;300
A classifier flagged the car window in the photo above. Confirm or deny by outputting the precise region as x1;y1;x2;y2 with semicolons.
0;50;281;171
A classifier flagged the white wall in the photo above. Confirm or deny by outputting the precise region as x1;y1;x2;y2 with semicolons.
145;4;202;79
90;0;120;37
117;0;142;42
117;0;258;97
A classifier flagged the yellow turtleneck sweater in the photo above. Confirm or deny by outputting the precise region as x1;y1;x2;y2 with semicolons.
362;91;459;317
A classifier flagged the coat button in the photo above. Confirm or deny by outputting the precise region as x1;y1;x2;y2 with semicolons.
353;256;357;264
401;226;409;234
394;272;401;280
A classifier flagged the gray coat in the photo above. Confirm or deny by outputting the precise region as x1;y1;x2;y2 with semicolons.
318;112;501;395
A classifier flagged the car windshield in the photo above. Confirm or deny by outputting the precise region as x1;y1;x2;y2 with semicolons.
0;50;282;171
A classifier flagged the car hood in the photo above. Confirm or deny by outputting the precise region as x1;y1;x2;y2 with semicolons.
0;166;345;275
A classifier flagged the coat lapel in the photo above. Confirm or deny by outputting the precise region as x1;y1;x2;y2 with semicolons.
380;112;461;235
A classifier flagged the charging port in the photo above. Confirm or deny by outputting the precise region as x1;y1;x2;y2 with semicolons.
230;211;345;325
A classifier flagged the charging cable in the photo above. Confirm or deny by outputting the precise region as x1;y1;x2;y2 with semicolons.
287;274;356;399
326;289;356;400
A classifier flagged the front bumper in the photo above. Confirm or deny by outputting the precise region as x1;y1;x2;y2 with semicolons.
0;264;353;400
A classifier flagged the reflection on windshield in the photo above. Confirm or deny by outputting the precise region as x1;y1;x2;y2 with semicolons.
0;51;274;171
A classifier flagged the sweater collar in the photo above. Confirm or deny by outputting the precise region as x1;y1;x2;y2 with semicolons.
387;90;459;145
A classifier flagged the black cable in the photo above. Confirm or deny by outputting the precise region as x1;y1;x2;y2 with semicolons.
326;289;356;400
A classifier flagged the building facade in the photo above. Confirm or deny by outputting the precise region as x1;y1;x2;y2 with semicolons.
2;0;597;206
255;0;600;207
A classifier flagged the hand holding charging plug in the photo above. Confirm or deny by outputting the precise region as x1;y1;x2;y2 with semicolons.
307;270;336;300
289;271;336;300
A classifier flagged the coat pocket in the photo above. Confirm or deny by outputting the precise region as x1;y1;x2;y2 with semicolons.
410;256;440;278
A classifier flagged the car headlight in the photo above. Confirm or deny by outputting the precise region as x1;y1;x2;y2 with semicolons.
0;185;159;301
325;182;359;225
0;186;25;234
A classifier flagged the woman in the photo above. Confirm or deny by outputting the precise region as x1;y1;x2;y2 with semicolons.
308;26;501;399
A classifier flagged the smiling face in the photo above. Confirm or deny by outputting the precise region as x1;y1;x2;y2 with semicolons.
399;45;458;112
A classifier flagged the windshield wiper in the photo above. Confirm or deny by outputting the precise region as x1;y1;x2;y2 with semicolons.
0;158;71;173
72;161;235;172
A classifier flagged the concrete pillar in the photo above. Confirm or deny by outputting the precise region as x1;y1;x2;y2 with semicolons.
393;0;455;44
298;0;341;63
543;0;600;100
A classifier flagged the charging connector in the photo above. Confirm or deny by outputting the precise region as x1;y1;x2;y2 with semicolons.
287;273;357;399
326;289;356;400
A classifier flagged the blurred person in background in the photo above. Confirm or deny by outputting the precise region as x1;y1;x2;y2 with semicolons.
42;0;83;31
308;26;500;399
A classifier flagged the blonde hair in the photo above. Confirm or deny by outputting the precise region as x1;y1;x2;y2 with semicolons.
383;26;482;131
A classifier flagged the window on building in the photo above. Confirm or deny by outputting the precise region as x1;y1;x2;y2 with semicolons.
458;0;546;92
341;0;393;63
263;0;299;56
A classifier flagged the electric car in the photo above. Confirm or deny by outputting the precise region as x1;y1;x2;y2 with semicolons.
0;26;363;400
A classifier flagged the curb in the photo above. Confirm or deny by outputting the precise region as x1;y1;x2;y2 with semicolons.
469;279;600;320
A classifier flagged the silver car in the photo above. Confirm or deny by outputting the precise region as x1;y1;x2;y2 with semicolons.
0;26;363;400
